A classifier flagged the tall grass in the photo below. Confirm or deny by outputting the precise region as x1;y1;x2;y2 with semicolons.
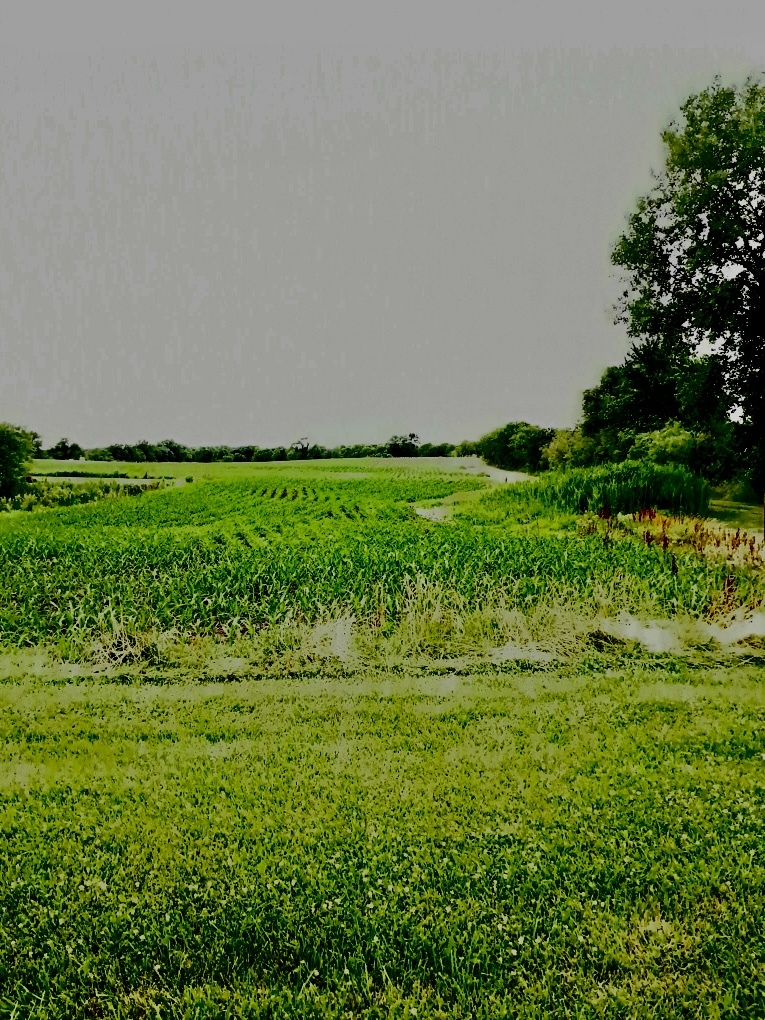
517;461;711;516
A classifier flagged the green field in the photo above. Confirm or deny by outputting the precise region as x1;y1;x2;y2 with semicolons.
2;460;765;1017
3;459;763;661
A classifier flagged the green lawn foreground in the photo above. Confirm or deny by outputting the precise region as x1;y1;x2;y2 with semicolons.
2;659;765;1019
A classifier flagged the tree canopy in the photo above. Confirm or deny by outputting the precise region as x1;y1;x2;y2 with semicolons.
45;438;84;460
386;434;421;457
475;422;555;473
611;77;765;483
577;339;735;477
0;423;35;499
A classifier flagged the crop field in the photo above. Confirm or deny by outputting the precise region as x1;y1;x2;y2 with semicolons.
2;459;765;1018
2;459;763;660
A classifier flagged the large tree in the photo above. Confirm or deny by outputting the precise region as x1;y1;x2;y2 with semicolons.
611;77;765;485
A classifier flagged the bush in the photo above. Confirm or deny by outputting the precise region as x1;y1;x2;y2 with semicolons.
453;440;478;456
712;476;761;504
418;442;456;457
0;478;165;513
475;422;556;473
627;421;743;485
541;429;596;469
631;421;697;467
0;423;35;498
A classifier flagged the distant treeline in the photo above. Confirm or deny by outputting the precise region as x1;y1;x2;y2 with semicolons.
25;338;765;508
37;435;458;464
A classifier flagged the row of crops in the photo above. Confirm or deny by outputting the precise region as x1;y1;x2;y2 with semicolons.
0;461;762;651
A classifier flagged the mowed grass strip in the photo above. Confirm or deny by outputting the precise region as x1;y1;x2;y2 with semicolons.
2;663;765;1017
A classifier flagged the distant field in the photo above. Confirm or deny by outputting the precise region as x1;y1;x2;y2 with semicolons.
2;460;765;1017
30;455;495;481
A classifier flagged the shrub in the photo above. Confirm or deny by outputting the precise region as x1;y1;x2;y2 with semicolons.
475;422;556;473
453;440;478;456
45;437;84;460
631;421;697;467
0;423;35;498
540;429;596;469
0;478;165;513
418;442;456;457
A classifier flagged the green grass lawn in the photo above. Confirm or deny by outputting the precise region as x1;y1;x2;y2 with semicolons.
2;657;765;1018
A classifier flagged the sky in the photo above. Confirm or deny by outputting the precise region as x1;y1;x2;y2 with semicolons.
1;2;764;449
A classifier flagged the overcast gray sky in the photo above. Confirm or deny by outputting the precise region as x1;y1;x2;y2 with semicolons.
1;2;764;448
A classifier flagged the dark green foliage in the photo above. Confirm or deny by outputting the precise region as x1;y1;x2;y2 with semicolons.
45;437;84;460
288;437;312;459
418;442;456;457
328;444;386;459
83;447;114;461
47;438;449;464
579;342;740;482
540;429;596;469
386;433;421;457
475;422;555;473
0;423;34;498
581;340;684;444
454;440;479;456
107;442;147;462
612;77;765;489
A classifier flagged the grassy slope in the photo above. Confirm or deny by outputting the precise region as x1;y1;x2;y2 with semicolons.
2;660;765;1018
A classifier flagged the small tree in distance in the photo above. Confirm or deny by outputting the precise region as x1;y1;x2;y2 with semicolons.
0;423;35;498
289;437;311;460
475;422;555;473
47;438;84;460
386;434;420;457
540;429;595;470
